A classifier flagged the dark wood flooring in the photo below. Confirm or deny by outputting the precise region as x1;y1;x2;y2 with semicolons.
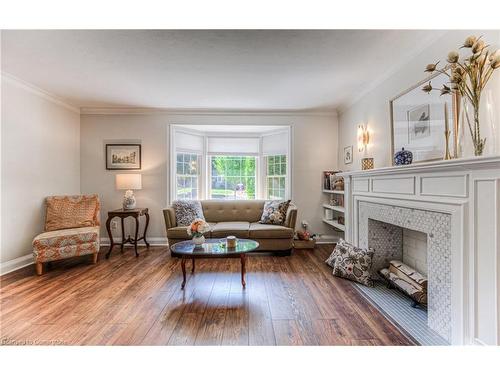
0;245;413;345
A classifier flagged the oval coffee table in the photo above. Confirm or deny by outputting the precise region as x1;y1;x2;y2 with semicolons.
170;238;259;289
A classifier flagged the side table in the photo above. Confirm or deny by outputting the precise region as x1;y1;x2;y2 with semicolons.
105;208;150;258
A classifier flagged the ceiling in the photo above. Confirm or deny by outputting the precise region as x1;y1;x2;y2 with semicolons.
1;30;444;111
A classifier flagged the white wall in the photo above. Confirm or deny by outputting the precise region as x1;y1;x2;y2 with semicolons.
1;76;81;270
338;30;500;171
80;111;339;241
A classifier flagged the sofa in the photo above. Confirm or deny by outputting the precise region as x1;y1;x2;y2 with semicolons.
32;194;101;275
163;200;297;254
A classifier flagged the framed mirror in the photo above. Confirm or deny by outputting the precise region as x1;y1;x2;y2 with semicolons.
390;72;458;164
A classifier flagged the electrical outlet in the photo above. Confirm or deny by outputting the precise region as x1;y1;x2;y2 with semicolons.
111;221;118;230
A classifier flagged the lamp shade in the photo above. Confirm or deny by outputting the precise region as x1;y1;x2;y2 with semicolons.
116;174;142;190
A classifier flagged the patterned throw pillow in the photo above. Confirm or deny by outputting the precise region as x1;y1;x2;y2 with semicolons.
259;200;291;225
172;200;205;226
325;246;339;268
45;195;99;231
331;239;374;287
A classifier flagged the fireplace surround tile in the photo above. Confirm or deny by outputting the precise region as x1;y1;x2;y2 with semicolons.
358;201;452;342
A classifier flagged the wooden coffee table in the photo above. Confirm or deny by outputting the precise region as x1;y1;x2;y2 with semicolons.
169;238;259;289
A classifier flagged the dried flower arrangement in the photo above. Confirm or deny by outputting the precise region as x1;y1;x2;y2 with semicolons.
423;35;500;156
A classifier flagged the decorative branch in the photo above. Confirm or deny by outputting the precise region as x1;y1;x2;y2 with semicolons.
422;35;499;156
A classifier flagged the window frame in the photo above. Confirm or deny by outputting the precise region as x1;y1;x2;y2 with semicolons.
174;152;201;200
264;154;288;200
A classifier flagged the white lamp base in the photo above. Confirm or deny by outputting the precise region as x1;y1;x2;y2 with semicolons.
123;190;137;210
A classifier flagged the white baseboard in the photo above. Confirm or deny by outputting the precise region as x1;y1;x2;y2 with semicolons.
0;254;34;276
100;237;168;246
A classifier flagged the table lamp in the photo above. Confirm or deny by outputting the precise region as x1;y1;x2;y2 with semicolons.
116;174;142;209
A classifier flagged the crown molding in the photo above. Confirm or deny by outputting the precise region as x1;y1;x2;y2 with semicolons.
80;106;338;117
1;72;80;114
337;30;449;115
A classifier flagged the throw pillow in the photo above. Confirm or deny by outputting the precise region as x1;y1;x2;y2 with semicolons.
331;239;374;287
45;195;99;231
173;200;205;226
325;245;340;268
259;200;291;225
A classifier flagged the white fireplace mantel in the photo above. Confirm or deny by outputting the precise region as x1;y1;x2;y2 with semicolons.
339;155;500;345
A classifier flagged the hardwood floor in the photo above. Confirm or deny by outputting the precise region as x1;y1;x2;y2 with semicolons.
0;245;414;346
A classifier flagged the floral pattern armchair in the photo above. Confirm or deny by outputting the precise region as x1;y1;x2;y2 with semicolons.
32;195;101;275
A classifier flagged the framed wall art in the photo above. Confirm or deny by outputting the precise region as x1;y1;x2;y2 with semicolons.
390;72;458;164
344;145;353;164
106;144;141;170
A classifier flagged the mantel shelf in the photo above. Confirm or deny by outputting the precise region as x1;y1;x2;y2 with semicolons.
338;155;500;178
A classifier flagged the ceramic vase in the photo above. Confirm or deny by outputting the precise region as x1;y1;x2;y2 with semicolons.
394;148;413;165
192;235;205;246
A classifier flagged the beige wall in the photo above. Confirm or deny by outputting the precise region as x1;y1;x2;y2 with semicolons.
1;76;81;266
338;30;500;171
80;112;339;240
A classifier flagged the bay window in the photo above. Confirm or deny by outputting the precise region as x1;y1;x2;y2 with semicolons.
171;125;290;202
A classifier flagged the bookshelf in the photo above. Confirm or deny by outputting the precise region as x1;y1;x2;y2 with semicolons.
322;171;345;236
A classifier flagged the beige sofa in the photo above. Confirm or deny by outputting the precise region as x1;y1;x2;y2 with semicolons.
163;200;297;255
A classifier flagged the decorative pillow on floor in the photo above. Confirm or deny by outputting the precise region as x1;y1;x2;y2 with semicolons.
259;200;291;225
172;200;205;226
325;244;340;268
331;239;374;287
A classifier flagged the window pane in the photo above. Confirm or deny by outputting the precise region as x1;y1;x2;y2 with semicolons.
176;153;199;200
265;154;287;200
210;155;256;200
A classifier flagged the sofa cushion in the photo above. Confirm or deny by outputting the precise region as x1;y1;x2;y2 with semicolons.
201;200;265;223
210;221;250;238
167;223;216;239
172;200;205;226
249;222;294;239
167;226;191;240
45;195;100;231
259;200;291;225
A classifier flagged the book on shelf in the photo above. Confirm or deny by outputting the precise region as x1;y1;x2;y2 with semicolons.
323;170;343;191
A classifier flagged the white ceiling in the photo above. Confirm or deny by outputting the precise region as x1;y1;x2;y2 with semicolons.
1;30;444;111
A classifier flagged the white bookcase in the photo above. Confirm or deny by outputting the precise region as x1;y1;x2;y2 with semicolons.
322;171;345;235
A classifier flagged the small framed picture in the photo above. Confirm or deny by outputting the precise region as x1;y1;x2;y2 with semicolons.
106;144;141;170
344;145;353;164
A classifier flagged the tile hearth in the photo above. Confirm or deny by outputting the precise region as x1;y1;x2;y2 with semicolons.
355;281;448;346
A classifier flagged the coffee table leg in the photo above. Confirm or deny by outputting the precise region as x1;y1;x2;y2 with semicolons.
192;258;195;273
181;257;187;289
240;254;246;288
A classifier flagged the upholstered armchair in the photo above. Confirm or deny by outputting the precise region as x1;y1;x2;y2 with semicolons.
32;194;101;275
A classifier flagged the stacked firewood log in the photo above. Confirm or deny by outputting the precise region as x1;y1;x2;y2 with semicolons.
379;260;427;307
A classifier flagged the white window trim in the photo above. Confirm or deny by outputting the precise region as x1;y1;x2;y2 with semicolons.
169;125;292;203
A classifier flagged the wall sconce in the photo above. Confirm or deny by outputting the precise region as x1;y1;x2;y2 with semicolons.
357;124;370;152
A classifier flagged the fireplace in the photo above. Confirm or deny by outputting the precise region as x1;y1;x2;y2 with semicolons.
339;156;500;346
359;202;452;342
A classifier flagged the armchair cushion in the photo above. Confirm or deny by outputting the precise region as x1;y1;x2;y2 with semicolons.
33;226;100;263
45;194;100;231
